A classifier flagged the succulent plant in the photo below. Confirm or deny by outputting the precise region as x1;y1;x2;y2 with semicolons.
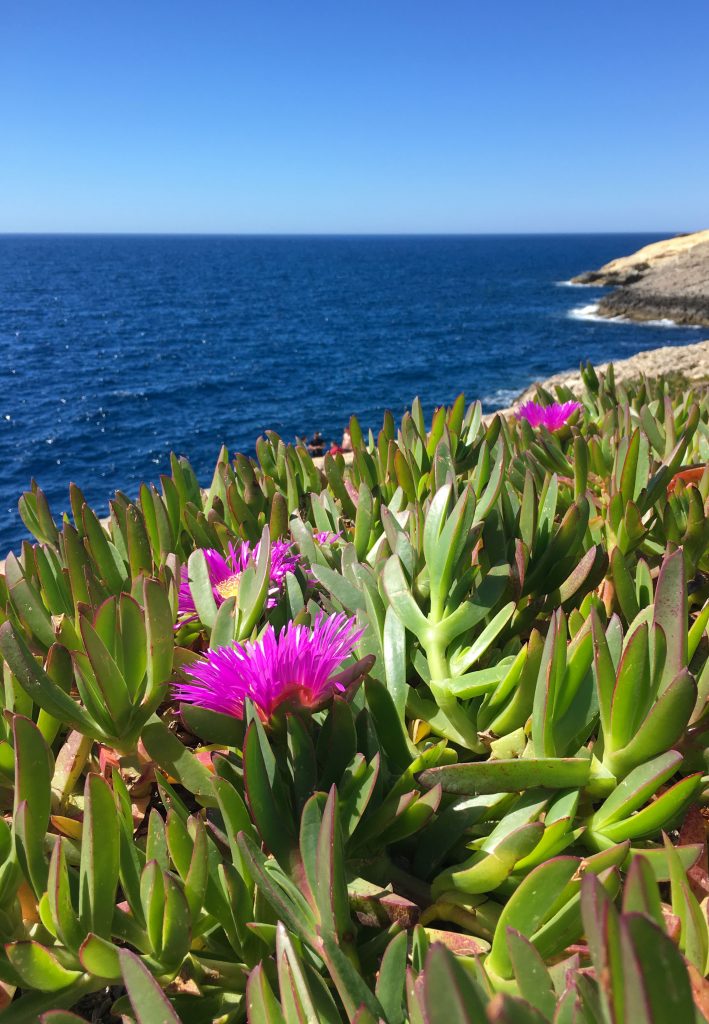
0;363;706;1021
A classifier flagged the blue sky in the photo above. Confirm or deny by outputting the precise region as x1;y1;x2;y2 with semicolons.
2;1;708;233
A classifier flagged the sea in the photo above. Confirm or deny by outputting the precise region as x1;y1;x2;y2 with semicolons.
0;233;702;555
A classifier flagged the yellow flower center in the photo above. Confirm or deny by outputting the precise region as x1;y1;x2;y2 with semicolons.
215;573;241;600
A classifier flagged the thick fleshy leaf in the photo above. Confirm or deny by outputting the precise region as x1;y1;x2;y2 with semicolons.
365;677;415;772
449;602;515;677
419;756;590;794
142;717;217;805
665;834;709;973
382;555;430;641
243;718;297;864
590;750;683;830
236;526;272;638
314;787;351;940
119;949;182;1024
506;928;556;1019
311;562;367;613
12;715;52;896
0;623;98;736
383;605;408;722
80;617;132;732
275;924;342;1024
591;609;615;743
246;963;286;1024
608;621;648;754
79;773;120;940
40;1013;90;1024
434;822;544;896
622;855;664;927
487;857;579;979
580;873;625;1024
424;484;471;617
653;548;687;692
375;931;408;1024
621;913;697;1021
610;669;696;777
422;942;487;1022
144;578;174;700
237;833;317;945
5;942;81;992
599;774;703;843
79;934;122;981
7;575;55;649
187;549;218;628
47;840;83;952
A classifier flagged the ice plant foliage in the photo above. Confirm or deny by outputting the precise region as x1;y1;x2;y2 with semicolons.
516;399;582;430
2;368;709;1022
178;538;300;620
175;612;364;721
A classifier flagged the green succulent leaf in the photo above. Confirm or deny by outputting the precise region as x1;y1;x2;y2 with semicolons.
119;948;182;1024
621;912;698;1022
0;622;99;737
422;942;488;1022
487;856;579;979
187;548;218;628
5;942;81;992
419;756;591;795
12;714;52;896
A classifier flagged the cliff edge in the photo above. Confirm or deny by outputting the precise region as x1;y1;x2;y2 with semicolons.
571;230;709;326
511;338;709;407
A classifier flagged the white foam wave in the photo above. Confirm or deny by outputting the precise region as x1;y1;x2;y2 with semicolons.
556;279;596;287
568;302;606;322
568;303;701;329
482;387;520;409
641;318;702;329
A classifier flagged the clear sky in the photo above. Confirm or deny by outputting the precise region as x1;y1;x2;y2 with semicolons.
2;0;708;233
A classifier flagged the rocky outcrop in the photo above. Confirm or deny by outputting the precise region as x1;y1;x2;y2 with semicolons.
595;242;709;325
572;230;709;286
572;230;709;327
510;339;709;409
315;338;709;444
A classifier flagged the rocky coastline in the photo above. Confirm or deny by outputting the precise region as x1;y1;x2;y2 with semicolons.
328;339;709;439
508;338;709;410
1;339;706;569
571;229;709;327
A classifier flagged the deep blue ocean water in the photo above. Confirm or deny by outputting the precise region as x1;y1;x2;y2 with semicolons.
0;233;702;555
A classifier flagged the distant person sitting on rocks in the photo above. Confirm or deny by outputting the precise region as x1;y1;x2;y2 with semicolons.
341;428;353;452
307;431;325;457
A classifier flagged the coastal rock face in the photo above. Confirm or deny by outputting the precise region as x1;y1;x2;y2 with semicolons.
304;338;709;462
596;241;709;325
572;230;709;326
571;230;709;286
511;339;709;409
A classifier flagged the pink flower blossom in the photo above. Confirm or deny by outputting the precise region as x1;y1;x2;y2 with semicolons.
515;400;582;431
314;531;342;544
178;540;300;622
174;612;366;721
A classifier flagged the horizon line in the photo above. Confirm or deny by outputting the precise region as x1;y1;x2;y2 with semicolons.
0;229;686;239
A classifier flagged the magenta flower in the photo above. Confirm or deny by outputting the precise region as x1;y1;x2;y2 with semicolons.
178;539;301;622
516;400;582;431
174;612;368;721
314;530;342;544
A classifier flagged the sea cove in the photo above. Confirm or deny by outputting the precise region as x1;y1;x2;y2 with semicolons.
0;232;701;554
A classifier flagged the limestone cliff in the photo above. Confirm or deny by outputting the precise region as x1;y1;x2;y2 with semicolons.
571;230;709;326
